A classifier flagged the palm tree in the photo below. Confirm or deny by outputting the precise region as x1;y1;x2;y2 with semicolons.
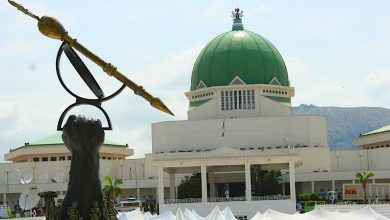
102;175;123;219
355;171;374;203
102;175;123;201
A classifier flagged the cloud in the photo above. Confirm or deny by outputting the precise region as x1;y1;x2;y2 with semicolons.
126;43;204;119
0;102;16;119
202;0;223;18
293;81;353;107
285;56;313;78
132;43;203;89
361;68;390;107
244;4;267;17
363;69;390;93
285;56;385;108
0;100;59;159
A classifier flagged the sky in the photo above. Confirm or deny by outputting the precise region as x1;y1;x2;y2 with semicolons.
0;0;389;160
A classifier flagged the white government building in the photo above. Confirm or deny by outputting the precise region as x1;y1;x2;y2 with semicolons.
1;8;390;218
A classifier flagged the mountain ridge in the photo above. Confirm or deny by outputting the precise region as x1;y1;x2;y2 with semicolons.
292;104;390;150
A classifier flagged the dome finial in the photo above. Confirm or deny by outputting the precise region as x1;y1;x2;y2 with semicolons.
231;7;244;30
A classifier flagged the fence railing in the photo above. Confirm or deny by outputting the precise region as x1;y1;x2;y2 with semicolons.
164;195;290;204
164;198;202;204
208;197;246;202
252;195;291;201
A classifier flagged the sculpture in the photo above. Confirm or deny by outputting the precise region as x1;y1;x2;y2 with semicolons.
68;201;82;220
89;201;102;220
7;0;174;118
7;1;175;219
38;191;59;220
58;115;108;220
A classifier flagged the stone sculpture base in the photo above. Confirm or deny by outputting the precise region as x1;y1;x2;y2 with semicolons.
58;115;109;220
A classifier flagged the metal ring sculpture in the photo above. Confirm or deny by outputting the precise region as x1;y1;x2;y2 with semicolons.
56;41;126;130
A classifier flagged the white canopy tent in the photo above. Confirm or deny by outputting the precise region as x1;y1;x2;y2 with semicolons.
116;205;389;220
250;206;390;220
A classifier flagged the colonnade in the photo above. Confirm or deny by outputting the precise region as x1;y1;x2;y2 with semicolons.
156;159;297;205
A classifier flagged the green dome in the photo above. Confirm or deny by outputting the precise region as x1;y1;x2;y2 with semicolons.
191;30;289;91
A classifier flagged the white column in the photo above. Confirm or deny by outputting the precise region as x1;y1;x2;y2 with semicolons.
2;193;5;205
201;163;207;203
169;173;175;200
332;180;335;191
282;183;286;195
289;160;296;202
352;179;356;184
245;162;252;201
373;179;376;184
4;171;8;206
311;181;315;193
158;164;164;206
209;172;216;197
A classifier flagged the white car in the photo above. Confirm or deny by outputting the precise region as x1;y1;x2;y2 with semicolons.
114;198;142;212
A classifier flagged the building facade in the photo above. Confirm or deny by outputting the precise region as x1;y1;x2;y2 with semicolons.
0;8;390;219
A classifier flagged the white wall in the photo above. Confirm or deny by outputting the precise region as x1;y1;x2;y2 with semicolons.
188;99;218;120
188;91;292;121
152;116;328;153
295;147;331;172
330;148;390;171
187;84;294;120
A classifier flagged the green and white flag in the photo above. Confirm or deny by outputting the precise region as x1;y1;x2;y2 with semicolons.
221;120;225;138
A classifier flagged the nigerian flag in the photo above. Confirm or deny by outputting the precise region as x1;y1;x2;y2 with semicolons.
221;120;225;138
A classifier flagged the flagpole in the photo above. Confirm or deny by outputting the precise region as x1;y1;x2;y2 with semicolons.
221;119;225;146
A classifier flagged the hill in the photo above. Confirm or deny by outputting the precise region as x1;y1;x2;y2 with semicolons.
292;104;390;150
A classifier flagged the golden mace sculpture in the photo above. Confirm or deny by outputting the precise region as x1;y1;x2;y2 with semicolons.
8;0;174;116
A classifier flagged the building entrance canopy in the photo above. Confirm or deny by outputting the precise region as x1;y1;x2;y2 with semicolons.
151;147;302;216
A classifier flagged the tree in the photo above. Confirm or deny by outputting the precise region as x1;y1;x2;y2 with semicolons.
102;175;123;219
177;173;202;199
102;175;123;200
355;171;374;203
251;168;282;196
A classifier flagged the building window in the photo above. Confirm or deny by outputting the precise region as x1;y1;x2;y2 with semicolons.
59;156;65;161
33;157;39;162
251;90;255;108
234;91;237;109
225;91;228;110
246;90;250;109
50;157;57;161
42;157;48;162
243;90;247;109
229;91;233;110
221;92;225;110
68;156;72;160
221;89;255;111
238;90;242;109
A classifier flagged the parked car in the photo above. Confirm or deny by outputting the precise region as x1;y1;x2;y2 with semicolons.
114;198;142;212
